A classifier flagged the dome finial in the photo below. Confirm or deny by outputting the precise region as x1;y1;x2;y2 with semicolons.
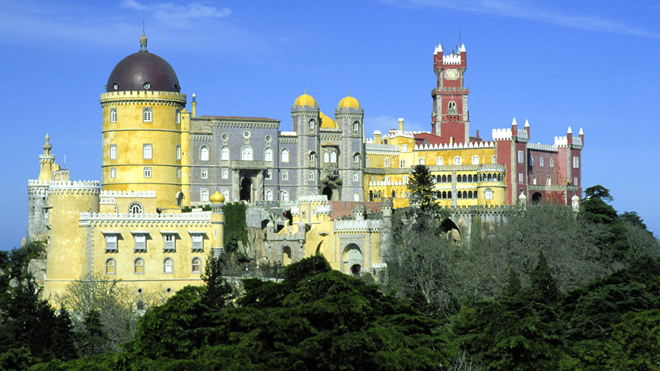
140;20;148;51
348;86;350;97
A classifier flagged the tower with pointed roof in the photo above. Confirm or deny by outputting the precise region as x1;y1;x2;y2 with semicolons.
431;43;470;144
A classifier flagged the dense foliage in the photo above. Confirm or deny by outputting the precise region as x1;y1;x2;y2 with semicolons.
223;202;249;255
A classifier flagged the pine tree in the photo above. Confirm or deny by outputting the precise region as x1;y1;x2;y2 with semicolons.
529;251;561;304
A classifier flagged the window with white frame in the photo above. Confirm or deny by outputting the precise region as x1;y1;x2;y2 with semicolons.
437;156;443;165
110;145;117;160
353;192;359;201
200;189;209;202
403;175;409;183
266;169;272;180
518;173;523;183
353;172;359;181
221;146;229;160
454;156;461;165
242;146;253;161
330;152;337;163
110;167;116;178
265;189;273;201
134;234;146;252
191;234;203;251
201;169;208;179
324;152;329;163
143;167;151;178
163;258;173;274
384;158;390;167
143;144;152;159
308;171;315;180
485;188;493;200
518;151;524;164
533;177;537;185
530;156;534;166
418;158;424;165
221;188;229;201
385;176;390;182
546;176;551;185
105;258;116;275
310;152;316;164
366;156;370;167
402;144;408;152
573;177;578;186
472;155;479;165
200;146;209;161
128;202;143;214
176;145;181;160
110;108;117;123
192;257;201;273
176;168;181;179
222;169;228;179
309;120;315;130
492;155;496;164
540;157;544;166
134;258;144;274
573;156;580;169
354;154;360;164
281;190;289;202
163;234;176;251
550;158;554;167
105;234;118;252
265;148;273;162
175;109;181;124
282;171;288;180
281;148;289;163
143;107;152;122
400;159;406;168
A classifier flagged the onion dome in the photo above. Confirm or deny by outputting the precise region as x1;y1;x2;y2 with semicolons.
106;34;181;93
319;112;337;128
338;95;360;109
294;89;317;107
210;191;225;204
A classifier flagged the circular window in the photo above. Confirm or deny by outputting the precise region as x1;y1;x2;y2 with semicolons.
222;133;228;140
166;287;172;294
113;83;119;90
137;288;143;294
265;135;272;142
143;82;151;89
243;130;250;138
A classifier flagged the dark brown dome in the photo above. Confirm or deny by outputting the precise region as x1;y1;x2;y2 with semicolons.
106;48;180;93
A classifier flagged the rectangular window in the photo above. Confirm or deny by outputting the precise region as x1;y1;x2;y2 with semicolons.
518;173;523;183
175;109;181;124
282;171;288;180
200;189;209;202
110;108;117;123
176;145;181;160
573;156;580;169
144;167;152;178
110;145;117;160
134;235;146;252
143;144;152;159
192;235;203;251
266;169;272;180
492;155;496;164
143;107;153;122
402;144;408;152
403;175;409;183
176;168;181;179
353;172;358;181
400;159;406;168
518;151;524;164
573;177;578;186
110;167;116;178
164;234;176;251
308;171;315;180
385;176;390;182
105;235;118;253
222;169;228;179
201;169;208;179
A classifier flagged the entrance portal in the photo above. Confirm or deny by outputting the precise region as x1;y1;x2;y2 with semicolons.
323;185;340;201
532;192;542;205
240;177;252;202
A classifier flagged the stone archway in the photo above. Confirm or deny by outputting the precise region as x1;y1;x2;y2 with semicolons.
343;243;363;274
323;184;340;201
282;246;292;265
440;218;462;241
532;192;542;205
240;177;252;202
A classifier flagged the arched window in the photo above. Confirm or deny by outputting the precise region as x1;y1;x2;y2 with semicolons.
418;158;424;165
366;156;370;167
353;122;359;133
309;120;316;130
106;258;116;275
468;174;472;182
384;158;390;167
550;158;554;167
354;154;360;164
200;189;209;202
324;152;329;163
454;156;461;165
308;171;315;180
110;145;117;160
176;145;181;160
221;168;228;179
163;258;173;274
540;157;544;167
128;202;143;214
200;146;209;161
281;191;289;202
457;175;461;183
488;173;493;181
310;152;317;164
242;146;253;161
221;146;229;160
546;176;551;186
353;192;360;201
201;169;208;179
448;175;452;182
143;144;152;159
281;148;289;163
462;174;467;182
436;156;443;165
282;171;288;180
457;191;462;198
143;107;153;122
442;175;447;182
399;159;406;168
221;188;229;201
468;191;473;199
485;188;493;200
192;258;201;274
134;258;144;274
265;148;273;162
265;189;273;201
330;152;337;163
472;155;479;165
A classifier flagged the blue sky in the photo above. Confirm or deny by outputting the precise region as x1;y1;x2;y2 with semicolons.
1;0;659;249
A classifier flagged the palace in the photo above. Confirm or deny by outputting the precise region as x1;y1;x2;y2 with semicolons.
27;35;583;300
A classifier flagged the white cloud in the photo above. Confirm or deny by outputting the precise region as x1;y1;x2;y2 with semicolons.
121;1;232;23
385;0;660;38
364;115;427;138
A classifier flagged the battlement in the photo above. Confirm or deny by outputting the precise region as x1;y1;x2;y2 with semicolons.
298;195;329;205
28;179;50;186
442;53;462;65
334;219;382;234
414;140;494;151
527;142;558;152
79;211;211;227
554;136;583;147
100;190;156;198
492;128;528;141
100;90;186;101
369;179;408;187
365;143;400;154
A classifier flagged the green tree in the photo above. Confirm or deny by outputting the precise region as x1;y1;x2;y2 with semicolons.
581;185;630;258
407;164;438;210
502;268;521;298
529;251;562;305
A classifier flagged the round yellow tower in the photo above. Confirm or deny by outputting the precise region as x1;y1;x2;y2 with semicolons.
100;34;187;211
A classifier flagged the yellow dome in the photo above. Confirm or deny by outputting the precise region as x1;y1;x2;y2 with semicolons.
319;111;337;128
294;93;317;107
338;96;360;109
210;191;225;203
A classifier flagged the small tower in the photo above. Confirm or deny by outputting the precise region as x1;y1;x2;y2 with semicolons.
210;191;225;257
335;92;365;201
431;43;469;143
27;134;56;243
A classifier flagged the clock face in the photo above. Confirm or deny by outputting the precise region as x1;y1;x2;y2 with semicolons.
113;83;119;90
143;82;151;89
445;69;459;80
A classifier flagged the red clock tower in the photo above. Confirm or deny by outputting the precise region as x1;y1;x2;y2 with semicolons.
431;43;470;144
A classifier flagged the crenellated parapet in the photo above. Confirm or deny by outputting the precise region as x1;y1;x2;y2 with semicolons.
414;141;495;151
48;180;100;195
492;128;528;141
79;211;211;228
100;90;186;107
100;190;156;198
334;219;382;234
